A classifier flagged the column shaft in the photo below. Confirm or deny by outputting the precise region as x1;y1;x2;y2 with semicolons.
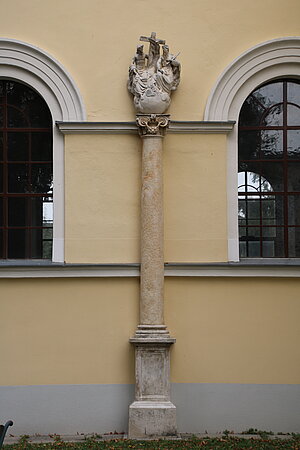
140;135;164;325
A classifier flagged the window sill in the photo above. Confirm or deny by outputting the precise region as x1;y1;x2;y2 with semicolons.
164;261;300;277
0;260;300;278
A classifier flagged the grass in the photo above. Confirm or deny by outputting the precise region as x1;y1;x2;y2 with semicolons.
3;434;300;450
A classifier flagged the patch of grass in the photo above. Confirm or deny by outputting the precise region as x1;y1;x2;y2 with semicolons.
3;435;300;450
241;428;274;438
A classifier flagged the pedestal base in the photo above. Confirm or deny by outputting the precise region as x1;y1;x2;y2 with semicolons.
128;330;177;438
128;401;177;438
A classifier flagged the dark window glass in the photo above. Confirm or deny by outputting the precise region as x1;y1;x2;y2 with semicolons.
0;133;3;160
238;79;300;258
238;131;260;160
7;106;29;128
0;197;2;226
31;132;52;161
239;97;265;126
7;133;29;161
0;163;2;193
8;198;27;226
6;81;52;127
8;229;26;258
8;164;29;193
31;164;53;193
288;195;300;226
0;80;52;259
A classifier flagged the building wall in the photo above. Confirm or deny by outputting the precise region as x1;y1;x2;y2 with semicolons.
64;133;228;263
0;0;299;435
1;277;299;433
0;0;299;121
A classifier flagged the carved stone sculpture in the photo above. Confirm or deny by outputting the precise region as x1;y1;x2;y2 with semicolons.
128;32;180;114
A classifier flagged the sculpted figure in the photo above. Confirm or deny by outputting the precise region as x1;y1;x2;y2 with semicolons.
128;33;181;114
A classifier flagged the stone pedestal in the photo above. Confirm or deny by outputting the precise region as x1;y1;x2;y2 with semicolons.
129;335;176;438
128;115;177;439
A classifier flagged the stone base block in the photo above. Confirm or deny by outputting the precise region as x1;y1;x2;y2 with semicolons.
128;401;177;438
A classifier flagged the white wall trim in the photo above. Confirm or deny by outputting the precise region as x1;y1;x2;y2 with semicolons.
0;38;86;263
204;37;300;122
56;121;235;135
204;37;300;261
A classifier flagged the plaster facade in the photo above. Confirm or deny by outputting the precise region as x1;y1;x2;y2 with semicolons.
0;0;299;437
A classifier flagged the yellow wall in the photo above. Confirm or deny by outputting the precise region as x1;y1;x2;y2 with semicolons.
65;135;141;263
164;134;227;262
166;277;300;385
1;277;299;387
0;0;299;395
0;0;298;263
0;0;298;121
65;133;228;263
0;278;138;386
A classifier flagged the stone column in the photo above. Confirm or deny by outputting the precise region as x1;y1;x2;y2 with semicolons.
128;114;177;439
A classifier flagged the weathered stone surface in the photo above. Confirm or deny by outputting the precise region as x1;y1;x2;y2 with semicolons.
129;401;177;438
128;71;178;436
140;131;164;325
128;32;180;114
132;340;173;402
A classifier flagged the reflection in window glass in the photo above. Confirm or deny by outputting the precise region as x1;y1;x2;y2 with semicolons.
288;130;300;159
261;130;283;159
239;97;265;126
238;79;300;258
287;104;300;126
252;82;282;108
288;82;300;104
263;104;283;126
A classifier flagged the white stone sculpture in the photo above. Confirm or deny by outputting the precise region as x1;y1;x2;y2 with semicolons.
128;32;180;114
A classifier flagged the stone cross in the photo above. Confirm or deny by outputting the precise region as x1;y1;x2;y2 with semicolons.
139;32;165;69
139;32;166;46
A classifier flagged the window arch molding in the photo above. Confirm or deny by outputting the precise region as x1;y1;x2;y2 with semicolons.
0;38;86;262
204;37;300;261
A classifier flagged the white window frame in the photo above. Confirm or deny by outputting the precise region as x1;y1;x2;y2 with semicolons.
204;37;300;261
0;38;86;262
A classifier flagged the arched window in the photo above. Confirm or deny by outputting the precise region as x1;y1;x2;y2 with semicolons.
0;80;53;259
238;79;300;257
0;38;86;263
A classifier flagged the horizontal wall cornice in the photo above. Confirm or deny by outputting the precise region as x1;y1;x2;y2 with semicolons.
1;261;300;278
56;121;235;135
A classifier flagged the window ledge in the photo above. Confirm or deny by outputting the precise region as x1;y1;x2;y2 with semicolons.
164;261;300;277
0;261;300;278
0;262;139;278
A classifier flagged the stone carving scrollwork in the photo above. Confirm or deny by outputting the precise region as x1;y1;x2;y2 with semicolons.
136;114;170;137
128;32;180;114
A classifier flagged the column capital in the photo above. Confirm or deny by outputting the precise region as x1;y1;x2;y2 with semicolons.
136;114;170;137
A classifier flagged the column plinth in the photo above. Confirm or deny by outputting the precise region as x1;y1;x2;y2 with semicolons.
128;114;177;438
